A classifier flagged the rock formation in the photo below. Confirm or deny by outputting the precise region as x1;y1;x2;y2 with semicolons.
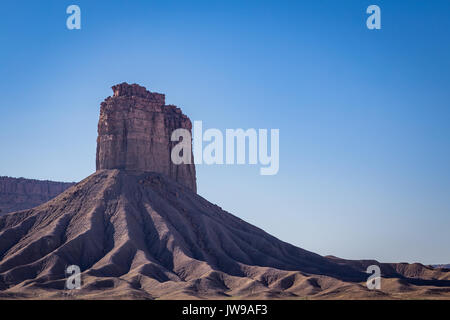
0;177;74;216
96;83;197;193
1;169;449;299
0;83;449;299
432;264;450;269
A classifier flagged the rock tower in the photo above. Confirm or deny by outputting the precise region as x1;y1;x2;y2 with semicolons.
96;83;197;192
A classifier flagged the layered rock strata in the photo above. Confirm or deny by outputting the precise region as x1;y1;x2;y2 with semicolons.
96;83;197;192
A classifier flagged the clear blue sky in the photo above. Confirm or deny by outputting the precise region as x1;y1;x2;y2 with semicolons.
0;0;449;264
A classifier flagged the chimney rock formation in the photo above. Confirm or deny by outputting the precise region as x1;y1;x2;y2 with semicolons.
1;83;450;300
96;83;197;192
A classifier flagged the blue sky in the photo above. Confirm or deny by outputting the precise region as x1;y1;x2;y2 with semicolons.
0;0;449;264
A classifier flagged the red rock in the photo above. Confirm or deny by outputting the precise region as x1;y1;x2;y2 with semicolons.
96;83;197;192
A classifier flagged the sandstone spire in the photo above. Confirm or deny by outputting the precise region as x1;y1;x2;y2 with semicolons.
96;83;197;192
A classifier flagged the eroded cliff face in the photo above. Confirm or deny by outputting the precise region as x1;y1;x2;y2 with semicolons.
0;177;74;215
96;83;197;193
